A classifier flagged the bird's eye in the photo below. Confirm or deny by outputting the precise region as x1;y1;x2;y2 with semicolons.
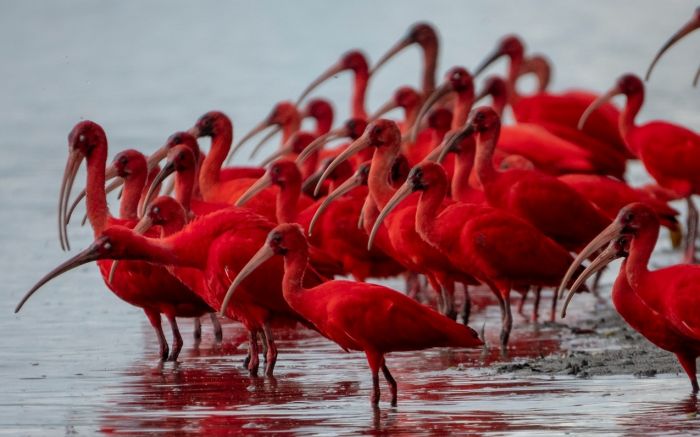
103;241;112;250
79;134;86;142
119;156;128;165
152;206;160;215
172;135;181;144
624;212;634;223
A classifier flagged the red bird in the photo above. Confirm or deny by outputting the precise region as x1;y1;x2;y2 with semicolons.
55;121;217;361
579;73;700;262
371;22;440;98
234;101;303;161
467;107;610;253
646;6;700;84
372;161;577;353
560;203;700;392
296;50;371;120
220;223;483;406
474;34;628;157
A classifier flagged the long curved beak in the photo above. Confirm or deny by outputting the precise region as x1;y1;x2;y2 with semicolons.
645;15;700;81
260;145;293;168
368;182;412;250
249;126;282;160
410;82;452;143
431;129;461;163
108;215;154;285
313;133;370;197
140;161;175;218
473;48;503;78
308;170;363;236
561;240;622;318
220;244;275;316
556;221;624;300
296;63;345;106
16;237;108;313
370;36;411;76
358;195;372;229
370;98;399;121
693;64;700;87
295;128;346;165
58;150;85;251
578;86;621;130
226;120;270;166
235;173;272;207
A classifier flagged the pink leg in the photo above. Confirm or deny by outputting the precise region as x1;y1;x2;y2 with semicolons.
461;283;472;325
248;330;260;376
262;322;278;377
549;287;559;322
381;363;398;407
193;317;202;340
365;350;384;406
164;313;183;362
517;289;528;316
531;287;541;323
144;309;168;361
500;290;512;357
685;196;698;264
210;313;223;342
676;352;699;393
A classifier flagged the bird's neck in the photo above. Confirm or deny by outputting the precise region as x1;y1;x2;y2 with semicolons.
276;179;302;224
119;170;146;220
506;53;524;106
85;144;110;234
416;177;448;244
200;127;232;190
620;90;644;141
452;91;475;129
281;117;302;147
625;224;657;292
351;68;369;120
474;129;500;187
281;246;309;302
367;145;400;208
315;115;333;137
452;143;477;202
174;167;195;213
421;41;438;97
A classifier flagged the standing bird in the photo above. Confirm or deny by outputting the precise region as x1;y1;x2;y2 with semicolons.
371;161;578;353
467;107;610;253
55;121;216;361
579;73;700;262
474;35;627;156
645;7;700;84
232;101;302;162
371;22;440;98
560;203;700;392
296;50;371;120
221;223;483;406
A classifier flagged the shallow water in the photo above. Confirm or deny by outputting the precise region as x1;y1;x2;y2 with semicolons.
2;1;700;435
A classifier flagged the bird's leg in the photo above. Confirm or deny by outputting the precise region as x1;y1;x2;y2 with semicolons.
210;313;223;342
549;287;559;322
381;363;398;407
144;309;169;361
247;330;260;377
262;322;278;377
165;313;183;362
193;317;202;340
500;290;512;357
685;196;698;264
517;289;528;316
676;352;699;393
461;284;471;325
440;279;457;320
260;329;269;362
531;287;542;324
365;351;383;406
426;274;445;314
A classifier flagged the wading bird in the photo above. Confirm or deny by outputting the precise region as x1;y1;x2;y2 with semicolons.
221;223;483;406
560;203;700;392
646;7;700;84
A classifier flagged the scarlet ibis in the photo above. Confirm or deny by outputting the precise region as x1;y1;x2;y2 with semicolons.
54;121;217;361
372;161;577;353
231;101;302;162
474;35;628;156
111;149;149;220
466;107;610;252
646;7;700;84
560;203;700;392
475;75;627;178
518;54;551;93
316;119;478;320
296;50;370;120
579;73;700;262
220;223;482;406
371;86;422;134
371;22;439;97
301;98;335;137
